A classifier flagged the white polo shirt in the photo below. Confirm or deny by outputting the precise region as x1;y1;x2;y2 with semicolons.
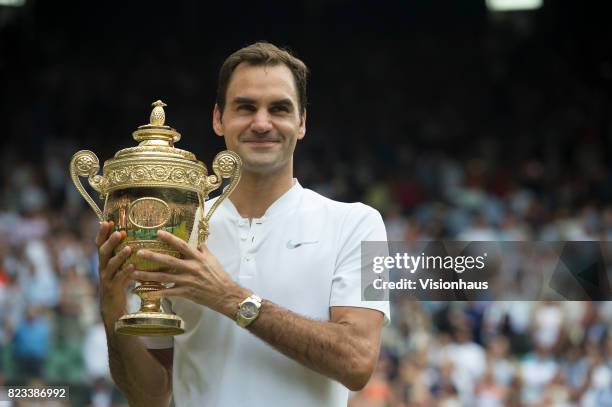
144;180;390;407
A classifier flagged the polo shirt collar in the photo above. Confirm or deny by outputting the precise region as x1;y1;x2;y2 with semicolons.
223;178;304;221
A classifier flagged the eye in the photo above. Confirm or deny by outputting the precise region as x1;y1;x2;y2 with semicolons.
270;105;290;113
237;104;256;112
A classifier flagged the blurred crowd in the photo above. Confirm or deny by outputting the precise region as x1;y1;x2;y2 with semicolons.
350;301;612;407
2;2;612;407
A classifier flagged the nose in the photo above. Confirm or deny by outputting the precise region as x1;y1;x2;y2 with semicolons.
250;109;273;134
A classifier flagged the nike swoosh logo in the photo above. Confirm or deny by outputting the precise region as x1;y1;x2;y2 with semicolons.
286;240;319;249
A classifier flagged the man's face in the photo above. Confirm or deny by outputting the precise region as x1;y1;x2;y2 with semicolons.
213;63;306;174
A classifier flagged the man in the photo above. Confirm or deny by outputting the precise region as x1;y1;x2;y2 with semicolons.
97;42;389;407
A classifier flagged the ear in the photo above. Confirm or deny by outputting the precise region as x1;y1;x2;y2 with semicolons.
213;104;223;137
297;110;307;140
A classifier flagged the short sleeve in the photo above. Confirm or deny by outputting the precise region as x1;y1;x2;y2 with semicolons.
329;204;391;325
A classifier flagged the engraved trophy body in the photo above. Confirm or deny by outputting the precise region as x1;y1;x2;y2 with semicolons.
70;100;241;336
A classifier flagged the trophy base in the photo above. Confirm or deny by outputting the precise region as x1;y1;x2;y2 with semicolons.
115;312;185;336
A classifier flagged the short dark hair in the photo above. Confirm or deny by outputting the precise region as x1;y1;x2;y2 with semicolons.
216;42;309;115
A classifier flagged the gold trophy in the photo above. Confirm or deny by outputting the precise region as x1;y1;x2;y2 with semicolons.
70;100;241;336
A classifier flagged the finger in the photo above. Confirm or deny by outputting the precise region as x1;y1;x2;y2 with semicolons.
95;221;114;248
104;245;132;281
99;230;126;271
197;243;221;270
113;263;134;286
136;249;189;271
95;221;108;248
142;287;188;301
157;230;199;258
131;269;183;284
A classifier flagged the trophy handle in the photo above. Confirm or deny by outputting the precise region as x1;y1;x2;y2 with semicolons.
69;150;108;221
198;150;242;243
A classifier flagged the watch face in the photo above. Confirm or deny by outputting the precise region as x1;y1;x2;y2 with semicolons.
240;302;258;318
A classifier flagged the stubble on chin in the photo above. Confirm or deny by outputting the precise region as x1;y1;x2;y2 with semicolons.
240;152;291;175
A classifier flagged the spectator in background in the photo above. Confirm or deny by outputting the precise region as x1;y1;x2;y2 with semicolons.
579;340;612;406
433;359;462;407
11;306;51;380
20;239;59;308
438;326;487;404
0;242;8;374
520;343;560;405
0;374;12;407
82;319;111;383
88;377;114;407
532;301;565;352
474;366;507;407
82;316;118;407
484;335;516;389
0;247;27;378
58;265;95;341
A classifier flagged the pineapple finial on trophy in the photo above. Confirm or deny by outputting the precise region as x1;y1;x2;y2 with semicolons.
150;100;167;126
133;99;180;146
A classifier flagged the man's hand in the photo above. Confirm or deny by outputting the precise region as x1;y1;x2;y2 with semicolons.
96;223;174;407
132;230;249;318
97;221;134;330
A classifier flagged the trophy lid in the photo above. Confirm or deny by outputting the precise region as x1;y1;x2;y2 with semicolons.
71;99;240;207
113;100;196;161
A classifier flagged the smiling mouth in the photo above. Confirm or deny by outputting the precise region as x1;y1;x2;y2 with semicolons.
242;139;281;144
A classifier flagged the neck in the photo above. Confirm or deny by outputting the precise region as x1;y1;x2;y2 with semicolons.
229;164;295;219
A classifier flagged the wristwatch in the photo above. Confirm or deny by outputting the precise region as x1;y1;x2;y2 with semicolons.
236;294;262;327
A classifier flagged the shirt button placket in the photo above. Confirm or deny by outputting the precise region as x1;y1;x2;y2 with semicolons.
238;219;250;273
243;218;263;275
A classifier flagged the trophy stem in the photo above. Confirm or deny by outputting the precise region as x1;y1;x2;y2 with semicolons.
115;281;185;336
133;282;163;313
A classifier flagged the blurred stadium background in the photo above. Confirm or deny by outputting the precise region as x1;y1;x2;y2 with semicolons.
1;0;611;406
